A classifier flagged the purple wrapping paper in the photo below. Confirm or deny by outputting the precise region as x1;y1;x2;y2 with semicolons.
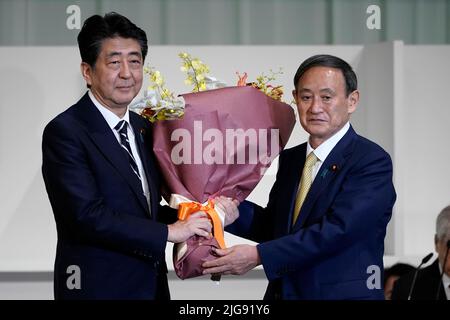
152;86;296;280
172;235;220;280
153;86;295;203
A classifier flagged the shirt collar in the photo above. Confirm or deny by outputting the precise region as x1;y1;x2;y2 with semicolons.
438;263;450;287
88;90;130;130
443;273;450;287
306;122;350;162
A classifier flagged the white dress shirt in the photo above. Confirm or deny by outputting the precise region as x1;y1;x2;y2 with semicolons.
88;91;151;212
438;264;450;300
306;122;350;182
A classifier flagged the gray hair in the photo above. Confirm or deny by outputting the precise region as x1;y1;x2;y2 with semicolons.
436;205;450;240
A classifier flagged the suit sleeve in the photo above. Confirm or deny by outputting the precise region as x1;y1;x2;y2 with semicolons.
42;118;168;260
157;205;178;224
257;149;396;281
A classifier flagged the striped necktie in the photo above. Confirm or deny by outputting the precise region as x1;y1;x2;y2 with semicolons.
292;152;318;224
114;120;141;181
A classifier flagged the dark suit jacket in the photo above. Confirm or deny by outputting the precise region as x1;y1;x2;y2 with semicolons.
391;259;447;300
42;92;177;299
227;126;396;300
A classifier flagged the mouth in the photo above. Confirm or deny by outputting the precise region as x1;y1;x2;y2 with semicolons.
116;85;134;90
307;118;327;123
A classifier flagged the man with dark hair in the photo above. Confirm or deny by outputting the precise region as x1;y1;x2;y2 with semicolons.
392;205;450;300
42;12;212;300
204;54;396;300
77;12;148;70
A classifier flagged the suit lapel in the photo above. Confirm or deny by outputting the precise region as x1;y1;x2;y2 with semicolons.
429;260;447;301
130;113;158;220
291;127;357;232
274;144;306;236
74;93;151;215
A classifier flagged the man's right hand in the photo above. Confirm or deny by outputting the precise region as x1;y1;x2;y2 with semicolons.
213;196;240;226
167;211;212;243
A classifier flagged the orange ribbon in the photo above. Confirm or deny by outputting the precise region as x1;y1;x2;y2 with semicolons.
177;199;225;249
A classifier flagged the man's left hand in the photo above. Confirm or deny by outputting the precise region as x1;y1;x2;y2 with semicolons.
202;244;261;276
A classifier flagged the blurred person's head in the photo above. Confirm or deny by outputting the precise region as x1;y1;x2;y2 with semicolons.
384;263;415;300
435;205;450;277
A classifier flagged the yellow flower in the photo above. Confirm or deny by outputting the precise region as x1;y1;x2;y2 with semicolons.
161;88;170;99
135;52;286;125
178;52;212;93
191;59;201;69
150;70;164;86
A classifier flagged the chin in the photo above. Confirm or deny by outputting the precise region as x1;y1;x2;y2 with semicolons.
307;127;328;137
115;94;136;105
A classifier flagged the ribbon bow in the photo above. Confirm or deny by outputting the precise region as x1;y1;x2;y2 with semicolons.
177;199;225;249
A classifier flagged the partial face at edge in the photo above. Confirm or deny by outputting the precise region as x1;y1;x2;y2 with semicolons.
435;234;450;277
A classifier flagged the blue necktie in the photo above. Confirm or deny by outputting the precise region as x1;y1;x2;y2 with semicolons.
114;120;141;181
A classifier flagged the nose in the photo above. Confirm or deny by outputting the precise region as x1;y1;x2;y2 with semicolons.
119;61;131;79
309;95;322;113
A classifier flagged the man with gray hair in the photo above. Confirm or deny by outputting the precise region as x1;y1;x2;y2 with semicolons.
392;205;450;300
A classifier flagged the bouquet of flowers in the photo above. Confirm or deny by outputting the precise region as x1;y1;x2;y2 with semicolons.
131;53;295;281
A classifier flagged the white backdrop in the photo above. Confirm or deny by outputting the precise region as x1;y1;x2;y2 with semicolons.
1;43;449;274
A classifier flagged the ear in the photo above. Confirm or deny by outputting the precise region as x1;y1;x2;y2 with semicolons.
80;62;93;87
292;89;298;105
347;90;359;114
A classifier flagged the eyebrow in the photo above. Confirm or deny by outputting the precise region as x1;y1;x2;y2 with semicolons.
106;51;142;59
319;88;335;95
298;88;336;95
